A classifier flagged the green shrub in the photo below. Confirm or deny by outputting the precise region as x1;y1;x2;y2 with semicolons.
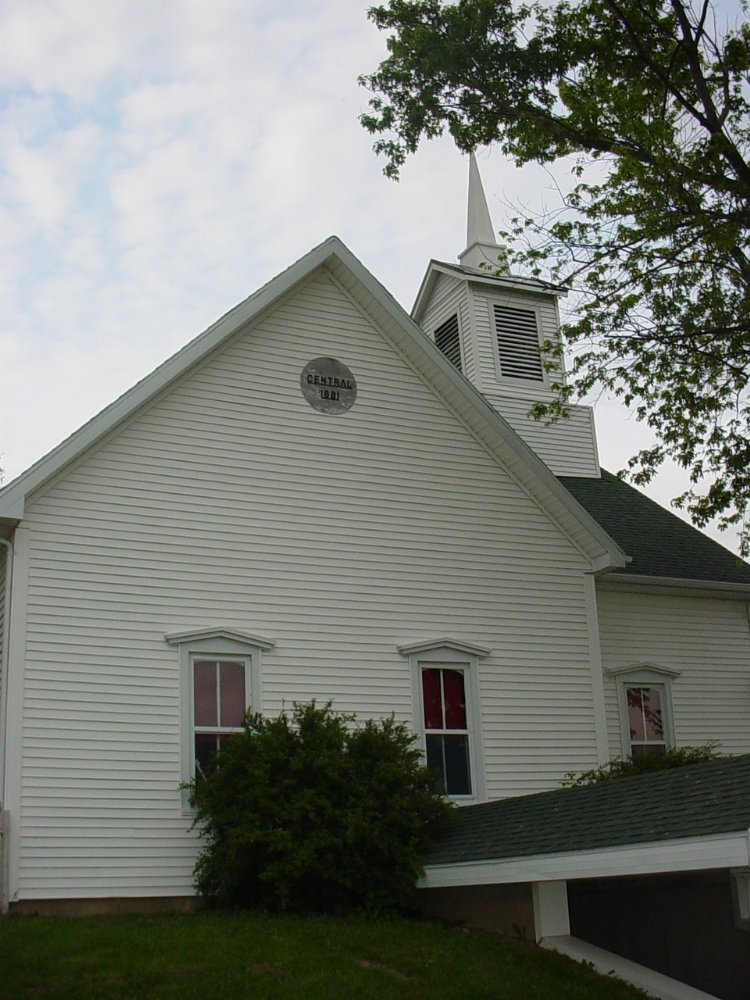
561;743;724;787
187;701;452;913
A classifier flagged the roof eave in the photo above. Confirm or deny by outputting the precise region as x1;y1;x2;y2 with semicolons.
412;260;567;322
597;573;750;600
421;828;750;887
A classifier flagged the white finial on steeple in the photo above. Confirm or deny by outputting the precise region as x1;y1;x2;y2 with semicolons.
458;153;508;272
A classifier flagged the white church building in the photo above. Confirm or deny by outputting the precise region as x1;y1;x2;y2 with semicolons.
1;159;749;997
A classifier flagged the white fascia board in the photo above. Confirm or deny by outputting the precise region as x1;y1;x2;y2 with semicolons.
421;829;750;887
597;573;750;600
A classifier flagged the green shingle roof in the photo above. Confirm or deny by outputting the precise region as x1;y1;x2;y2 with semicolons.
427;754;750;866
559;470;750;585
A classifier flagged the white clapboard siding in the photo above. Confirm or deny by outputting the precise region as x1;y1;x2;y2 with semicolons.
597;590;750;758
16;267;599;899
482;390;599;477
419;272;475;383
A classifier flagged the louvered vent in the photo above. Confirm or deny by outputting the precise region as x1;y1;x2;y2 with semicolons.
493;305;543;381
434;314;462;372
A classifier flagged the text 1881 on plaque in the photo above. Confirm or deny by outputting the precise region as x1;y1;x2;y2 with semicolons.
300;357;357;415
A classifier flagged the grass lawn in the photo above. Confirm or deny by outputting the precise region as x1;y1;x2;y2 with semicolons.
0;910;650;999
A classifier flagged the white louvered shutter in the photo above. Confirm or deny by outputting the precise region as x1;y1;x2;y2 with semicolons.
434;314;462;372
493;304;543;381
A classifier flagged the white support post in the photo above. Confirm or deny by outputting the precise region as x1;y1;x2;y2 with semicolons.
533;880;570;942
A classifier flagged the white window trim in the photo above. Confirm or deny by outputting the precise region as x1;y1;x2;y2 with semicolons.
398;637;488;803
165;627;274;808
486;296;550;389
606;663;680;758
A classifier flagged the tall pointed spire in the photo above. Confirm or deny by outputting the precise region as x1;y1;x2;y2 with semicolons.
458;153;508;272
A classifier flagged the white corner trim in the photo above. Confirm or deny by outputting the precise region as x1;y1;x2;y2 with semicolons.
2;526;30;905
397;637;491;657
421;830;750;887
606;662;681;679
582;574;608;764
165;627;275;650
540;936;721;1000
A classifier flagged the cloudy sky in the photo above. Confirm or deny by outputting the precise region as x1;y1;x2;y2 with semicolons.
0;0;738;550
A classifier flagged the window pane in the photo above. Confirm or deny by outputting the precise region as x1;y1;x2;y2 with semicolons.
194;732;218;773
442;670;467;729
219;662;246;727
194;661;217;726
422;669;443;730
425;734;472;796
425;734;446;793
642;687;664;740
626;687;645;741
443;734;471;795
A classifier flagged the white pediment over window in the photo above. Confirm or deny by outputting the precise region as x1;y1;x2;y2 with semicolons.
397;636;491;658
606;661;681;680
164;626;275;650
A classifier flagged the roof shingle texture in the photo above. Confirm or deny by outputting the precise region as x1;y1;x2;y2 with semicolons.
427;754;750;866
559;470;750;584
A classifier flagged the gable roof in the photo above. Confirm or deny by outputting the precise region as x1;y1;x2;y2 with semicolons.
0;237;625;573
560;470;750;587
427;754;750;867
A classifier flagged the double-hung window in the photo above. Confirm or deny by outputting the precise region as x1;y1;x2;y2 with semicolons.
192;658;248;774
422;667;471;795
625;684;667;759
165;627;274;799
399;638;489;801
608;664;679;760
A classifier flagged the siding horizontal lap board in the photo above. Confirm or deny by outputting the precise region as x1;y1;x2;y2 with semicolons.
598;590;750;758
16;268;598;898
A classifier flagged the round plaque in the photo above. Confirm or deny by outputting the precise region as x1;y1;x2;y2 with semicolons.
300;357;357;414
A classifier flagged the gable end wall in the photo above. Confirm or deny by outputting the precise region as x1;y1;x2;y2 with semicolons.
13;268;600;900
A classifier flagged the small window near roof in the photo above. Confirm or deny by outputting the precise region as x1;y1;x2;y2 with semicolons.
626;685;667;759
434;314;462;372
493;304;543;381
608;664;678;761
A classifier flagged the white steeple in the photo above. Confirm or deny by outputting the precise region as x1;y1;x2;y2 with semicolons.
458;153;508;272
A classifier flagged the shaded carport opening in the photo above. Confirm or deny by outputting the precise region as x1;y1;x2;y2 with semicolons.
568;869;750;1000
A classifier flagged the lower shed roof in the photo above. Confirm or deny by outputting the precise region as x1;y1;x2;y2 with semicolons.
559;470;750;585
427;754;750;867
